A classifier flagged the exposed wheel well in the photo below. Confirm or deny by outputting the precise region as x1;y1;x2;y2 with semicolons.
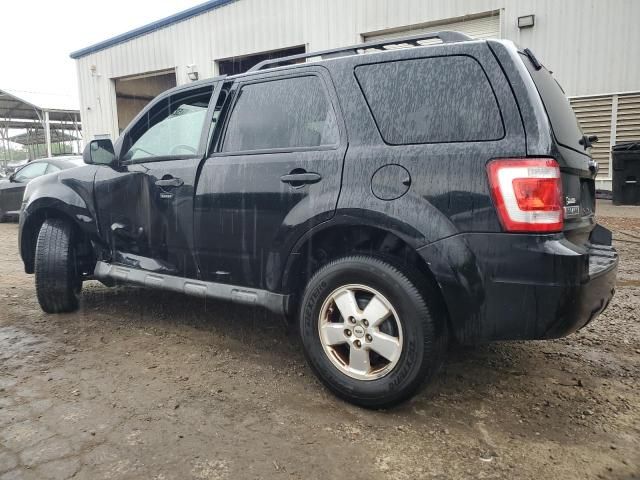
22;209;94;275
283;225;450;330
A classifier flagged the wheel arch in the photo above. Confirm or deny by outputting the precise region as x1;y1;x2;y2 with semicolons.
281;219;452;334
20;199;96;274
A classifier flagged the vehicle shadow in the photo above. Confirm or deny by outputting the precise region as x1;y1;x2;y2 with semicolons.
78;281;542;410
79;281;301;359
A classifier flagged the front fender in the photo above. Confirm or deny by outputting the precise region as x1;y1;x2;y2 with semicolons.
19;166;100;272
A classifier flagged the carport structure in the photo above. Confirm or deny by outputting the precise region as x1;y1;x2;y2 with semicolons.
0;88;81;166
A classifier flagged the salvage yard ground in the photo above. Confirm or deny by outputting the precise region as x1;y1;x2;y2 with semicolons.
1;202;638;479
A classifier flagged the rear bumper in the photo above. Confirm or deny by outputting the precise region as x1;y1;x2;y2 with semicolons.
481;241;617;340
418;226;618;343
546;241;617;337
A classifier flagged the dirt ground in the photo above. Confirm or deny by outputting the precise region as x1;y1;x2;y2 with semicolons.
1;204;638;479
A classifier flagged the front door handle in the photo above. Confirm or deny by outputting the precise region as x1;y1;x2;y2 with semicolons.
280;170;322;187
155;177;184;188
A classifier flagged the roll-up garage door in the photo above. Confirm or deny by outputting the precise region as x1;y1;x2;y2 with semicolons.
363;13;500;42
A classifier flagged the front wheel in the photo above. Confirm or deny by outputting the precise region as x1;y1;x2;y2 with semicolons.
299;255;446;408
34;218;82;313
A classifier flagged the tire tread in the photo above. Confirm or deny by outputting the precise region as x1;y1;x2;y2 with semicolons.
300;254;446;408
34;218;80;313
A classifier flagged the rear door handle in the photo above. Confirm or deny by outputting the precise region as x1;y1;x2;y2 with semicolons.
280;170;322;187
155;177;184;188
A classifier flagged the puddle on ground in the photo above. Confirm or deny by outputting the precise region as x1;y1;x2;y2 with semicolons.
0;326;54;370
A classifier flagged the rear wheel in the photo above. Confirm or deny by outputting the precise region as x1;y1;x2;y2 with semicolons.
299;255;446;408
34;218;82;313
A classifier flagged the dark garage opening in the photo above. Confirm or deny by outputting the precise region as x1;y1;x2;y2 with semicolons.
217;45;306;75
114;70;177;133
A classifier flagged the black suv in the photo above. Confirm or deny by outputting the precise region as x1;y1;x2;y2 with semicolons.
19;32;618;407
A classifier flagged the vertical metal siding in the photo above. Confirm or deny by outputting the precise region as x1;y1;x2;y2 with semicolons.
75;0;640;142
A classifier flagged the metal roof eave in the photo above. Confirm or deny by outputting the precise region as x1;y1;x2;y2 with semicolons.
69;0;238;60
0;89;79;119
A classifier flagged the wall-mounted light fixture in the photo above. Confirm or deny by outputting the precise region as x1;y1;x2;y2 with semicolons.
517;14;535;29
187;64;199;81
89;65;101;77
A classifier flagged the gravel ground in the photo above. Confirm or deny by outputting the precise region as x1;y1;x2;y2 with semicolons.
0;206;638;479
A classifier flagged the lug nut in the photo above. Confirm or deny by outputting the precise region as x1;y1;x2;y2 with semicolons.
349;317;356;324
363;319;369;327
345;329;352;337
354;340;361;348
365;334;372;342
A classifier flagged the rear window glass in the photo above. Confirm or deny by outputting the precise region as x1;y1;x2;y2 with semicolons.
355;56;504;144
520;53;585;153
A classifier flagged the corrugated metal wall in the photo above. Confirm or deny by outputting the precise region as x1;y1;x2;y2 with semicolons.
571;92;640;187
75;0;640;152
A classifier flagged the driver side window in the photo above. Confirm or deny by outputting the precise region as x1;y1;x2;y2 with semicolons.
122;86;214;162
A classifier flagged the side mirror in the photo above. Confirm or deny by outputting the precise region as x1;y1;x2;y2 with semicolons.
8;173;16;182
83;139;116;166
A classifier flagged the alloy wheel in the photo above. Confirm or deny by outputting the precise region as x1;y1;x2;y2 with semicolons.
318;284;403;381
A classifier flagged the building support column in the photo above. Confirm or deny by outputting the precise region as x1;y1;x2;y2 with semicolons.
609;94;618;178
44;110;52;157
0;123;11;168
0;126;6;169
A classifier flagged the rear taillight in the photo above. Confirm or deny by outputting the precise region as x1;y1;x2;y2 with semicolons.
487;158;563;233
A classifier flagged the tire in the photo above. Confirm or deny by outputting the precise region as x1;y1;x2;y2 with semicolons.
299;255;446;408
34;218;82;313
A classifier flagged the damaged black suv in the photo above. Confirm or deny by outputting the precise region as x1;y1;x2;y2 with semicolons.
19;32;617;408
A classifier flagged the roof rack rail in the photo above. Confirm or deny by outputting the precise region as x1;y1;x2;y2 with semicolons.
248;30;473;72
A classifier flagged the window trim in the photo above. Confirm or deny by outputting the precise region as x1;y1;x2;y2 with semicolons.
215;72;343;156
119;154;200;166
210;143;341;158
354;54;506;146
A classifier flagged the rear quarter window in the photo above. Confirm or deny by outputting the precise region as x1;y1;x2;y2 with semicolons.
355;55;504;144
520;52;585;154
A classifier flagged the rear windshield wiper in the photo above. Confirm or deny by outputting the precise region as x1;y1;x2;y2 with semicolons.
523;48;542;70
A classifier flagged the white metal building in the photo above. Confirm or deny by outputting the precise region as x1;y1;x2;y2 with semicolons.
71;0;640;189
